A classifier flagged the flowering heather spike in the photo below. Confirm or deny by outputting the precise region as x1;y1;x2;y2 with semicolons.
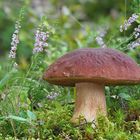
46;92;59;100
95;29;107;48
128;38;140;50
9;20;21;59
96;36;107;48
120;13;139;32
133;25;140;38
33;28;49;54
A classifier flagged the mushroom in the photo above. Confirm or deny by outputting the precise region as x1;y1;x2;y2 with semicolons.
43;48;140;123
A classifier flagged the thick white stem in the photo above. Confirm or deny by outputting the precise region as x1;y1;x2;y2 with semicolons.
71;83;107;123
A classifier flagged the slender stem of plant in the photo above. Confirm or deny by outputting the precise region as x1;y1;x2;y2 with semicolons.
7;96;17;114
10;119;17;138
24;54;38;82
70;14;85;29
117;35;134;51
138;0;140;13
124;0;127;37
18;54;38;95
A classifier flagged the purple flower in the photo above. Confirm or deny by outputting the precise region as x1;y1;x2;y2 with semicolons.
128;38;140;50
9;20;21;59
120;13;139;32
33;30;49;54
96;36;106;48
96;28;107;48
46;92;59;100
133;25;140;38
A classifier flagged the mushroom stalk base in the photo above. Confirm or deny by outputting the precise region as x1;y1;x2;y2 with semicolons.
71;83;106;123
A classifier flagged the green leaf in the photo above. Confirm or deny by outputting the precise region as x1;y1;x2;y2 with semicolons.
118;93;131;100
27;110;36;120
0;69;16;90
7;115;29;123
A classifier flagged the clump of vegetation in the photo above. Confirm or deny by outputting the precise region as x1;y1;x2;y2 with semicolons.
0;0;140;139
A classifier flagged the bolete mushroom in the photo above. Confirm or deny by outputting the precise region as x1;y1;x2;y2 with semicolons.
43;48;140;123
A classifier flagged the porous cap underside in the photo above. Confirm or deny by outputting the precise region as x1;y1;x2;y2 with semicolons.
43;48;140;86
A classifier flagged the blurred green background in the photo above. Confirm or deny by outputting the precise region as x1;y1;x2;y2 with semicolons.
1;0;138;62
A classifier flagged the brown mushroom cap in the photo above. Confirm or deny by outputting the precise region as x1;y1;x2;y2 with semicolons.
43;48;140;86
